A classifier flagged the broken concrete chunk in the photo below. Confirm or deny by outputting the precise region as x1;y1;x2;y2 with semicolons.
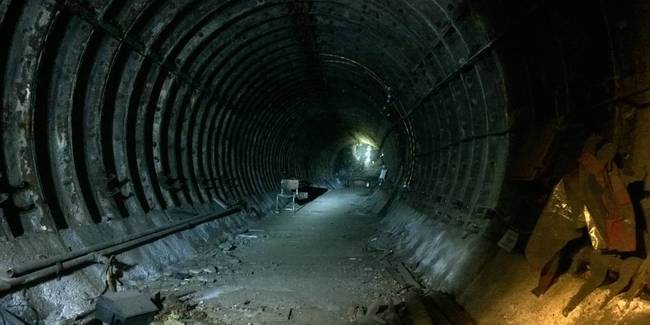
96;291;159;325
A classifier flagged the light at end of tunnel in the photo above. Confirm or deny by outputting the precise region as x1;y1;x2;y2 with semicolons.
364;146;372;167
353;143;379;168
354;134;377;147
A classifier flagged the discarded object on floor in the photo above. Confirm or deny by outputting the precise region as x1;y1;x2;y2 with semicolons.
527;136;642;301
96;291;159;325
625;256;650;301
531;251;562;297
497;229;519;252
578;140;636;252
527;137;638;267
526;173;585;270
562;246;642;316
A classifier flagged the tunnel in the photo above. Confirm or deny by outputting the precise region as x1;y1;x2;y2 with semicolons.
2;0;650;323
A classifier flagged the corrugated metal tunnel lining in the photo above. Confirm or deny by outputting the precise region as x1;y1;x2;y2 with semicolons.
3;0;646;323
0;0;507;235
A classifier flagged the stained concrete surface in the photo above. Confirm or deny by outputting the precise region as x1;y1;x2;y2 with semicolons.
135;189;402;324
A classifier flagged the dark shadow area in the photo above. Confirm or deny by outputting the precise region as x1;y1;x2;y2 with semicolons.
629;181;649;258
296;185;328;205
354;289;476;325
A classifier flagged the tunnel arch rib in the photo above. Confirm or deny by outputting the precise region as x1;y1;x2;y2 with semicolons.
0;0;520;320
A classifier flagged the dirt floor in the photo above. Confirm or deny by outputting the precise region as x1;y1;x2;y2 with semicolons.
130;189;403;324
460;250;650;325
121;188;650;325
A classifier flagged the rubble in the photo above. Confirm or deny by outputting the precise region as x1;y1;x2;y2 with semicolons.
349;289;474;325
526;135;650;316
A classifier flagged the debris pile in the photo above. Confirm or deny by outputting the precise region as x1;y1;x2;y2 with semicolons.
153;293;210;325
349;289;474;325
526;135;650;316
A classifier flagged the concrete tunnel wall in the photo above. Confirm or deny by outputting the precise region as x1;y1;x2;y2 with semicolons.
0;0;643;321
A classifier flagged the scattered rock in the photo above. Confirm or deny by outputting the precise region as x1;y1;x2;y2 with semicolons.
154;293;209;325
219;242;237;252
172;272;192;280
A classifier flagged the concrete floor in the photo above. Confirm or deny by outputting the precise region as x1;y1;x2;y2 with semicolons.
140;189;401;324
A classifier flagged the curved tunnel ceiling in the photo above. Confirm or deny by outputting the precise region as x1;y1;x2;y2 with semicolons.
3;0;647;322
0;0;509;239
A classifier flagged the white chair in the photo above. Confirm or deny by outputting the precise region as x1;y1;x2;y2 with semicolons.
276;179;299;213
